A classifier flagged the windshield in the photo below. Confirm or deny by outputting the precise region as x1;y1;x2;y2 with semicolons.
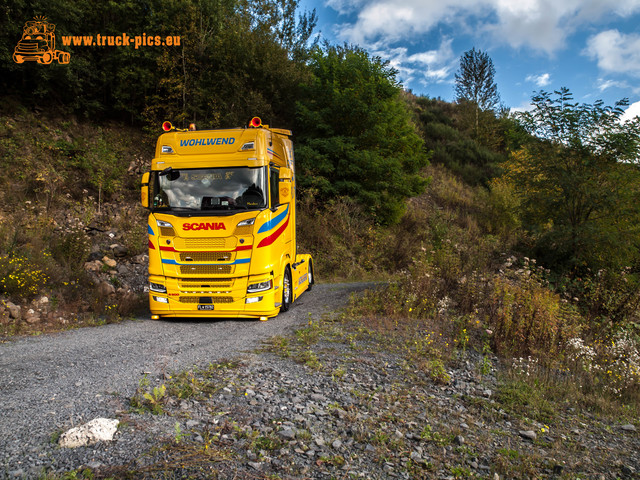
151;167;267;212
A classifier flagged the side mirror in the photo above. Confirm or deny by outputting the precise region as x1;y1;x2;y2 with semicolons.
278;167;293;203
279;181;292;204
141;172;150;208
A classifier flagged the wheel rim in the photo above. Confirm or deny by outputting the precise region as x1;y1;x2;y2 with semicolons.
284;271;291;305
308;266;313;285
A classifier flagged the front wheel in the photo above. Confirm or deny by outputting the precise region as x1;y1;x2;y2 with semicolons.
280;266;292;312
306;260;315;291
38;52;53;64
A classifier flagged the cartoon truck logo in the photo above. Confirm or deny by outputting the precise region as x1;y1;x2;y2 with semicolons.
13;16;70;64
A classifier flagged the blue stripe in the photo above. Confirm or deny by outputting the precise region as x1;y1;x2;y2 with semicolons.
148;225;155;236
162;258;250;266
258;205;289;234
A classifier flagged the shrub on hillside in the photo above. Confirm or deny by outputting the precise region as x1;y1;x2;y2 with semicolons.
297;196;386;280
486;265;581;360
566;332;640;399
0;253;49;301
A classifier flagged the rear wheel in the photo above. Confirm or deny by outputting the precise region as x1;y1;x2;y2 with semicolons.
280;266;292;312
57;51;70;64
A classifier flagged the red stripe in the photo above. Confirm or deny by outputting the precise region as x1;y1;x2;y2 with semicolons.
257;216;289;248
160;245;251;252
149;240;156;250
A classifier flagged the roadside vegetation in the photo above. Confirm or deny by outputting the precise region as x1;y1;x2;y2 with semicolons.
2;0;640;476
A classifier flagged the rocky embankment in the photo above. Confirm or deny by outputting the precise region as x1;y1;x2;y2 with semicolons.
0;202;148;330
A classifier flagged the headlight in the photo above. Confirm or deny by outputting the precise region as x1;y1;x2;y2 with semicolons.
247;279;272;293
237;218;256;227
150;282;167;293
156;220;173;228
245;296;263;304
153;296;169;304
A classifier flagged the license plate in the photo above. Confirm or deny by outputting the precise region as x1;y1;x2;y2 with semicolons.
197;305;215;310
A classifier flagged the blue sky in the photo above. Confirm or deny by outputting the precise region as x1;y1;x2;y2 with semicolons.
299;0;640;119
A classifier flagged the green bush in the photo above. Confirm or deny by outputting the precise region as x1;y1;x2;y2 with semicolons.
487;265;581;360
51;227;91;276
0;253;49;301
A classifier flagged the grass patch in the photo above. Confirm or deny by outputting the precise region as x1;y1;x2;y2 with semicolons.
495;376;556;423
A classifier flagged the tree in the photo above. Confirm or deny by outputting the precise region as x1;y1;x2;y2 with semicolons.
454;48;500;139
1;0;316;128
412;96;513;186
501;88;640;270
295;44;429;225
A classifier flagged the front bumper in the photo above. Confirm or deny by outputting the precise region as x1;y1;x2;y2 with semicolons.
148;273;281;319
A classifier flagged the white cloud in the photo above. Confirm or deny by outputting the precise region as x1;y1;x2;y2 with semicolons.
526;73;551;87
510;100;535;114
370;38;456;87
622;101;640;122
596;78;629;92
585;30;640;76
330;0;640;54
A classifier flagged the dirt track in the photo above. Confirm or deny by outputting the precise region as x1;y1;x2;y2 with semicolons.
0;283;373;477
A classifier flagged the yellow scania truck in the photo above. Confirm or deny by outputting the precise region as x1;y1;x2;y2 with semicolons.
140;117;314;320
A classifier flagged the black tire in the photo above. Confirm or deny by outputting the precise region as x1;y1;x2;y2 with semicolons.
280;266;292;312
307;260;314;291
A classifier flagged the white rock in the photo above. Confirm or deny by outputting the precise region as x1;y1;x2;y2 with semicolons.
519;430;537;441
59;418;119;448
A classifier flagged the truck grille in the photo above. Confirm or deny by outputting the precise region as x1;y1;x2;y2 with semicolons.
182;238;227;249
179;296;233;304
180;265;233;275
178;252;232;262
18;44;38;52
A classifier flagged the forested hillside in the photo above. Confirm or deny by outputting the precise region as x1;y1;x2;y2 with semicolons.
2;0;640;443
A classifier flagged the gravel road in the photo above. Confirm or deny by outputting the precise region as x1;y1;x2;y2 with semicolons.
0;283;372;478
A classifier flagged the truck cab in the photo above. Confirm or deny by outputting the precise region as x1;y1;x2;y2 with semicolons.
141;118;314;320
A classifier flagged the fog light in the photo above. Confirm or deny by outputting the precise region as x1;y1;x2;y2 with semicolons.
153;296;169;304
245;296;263;304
